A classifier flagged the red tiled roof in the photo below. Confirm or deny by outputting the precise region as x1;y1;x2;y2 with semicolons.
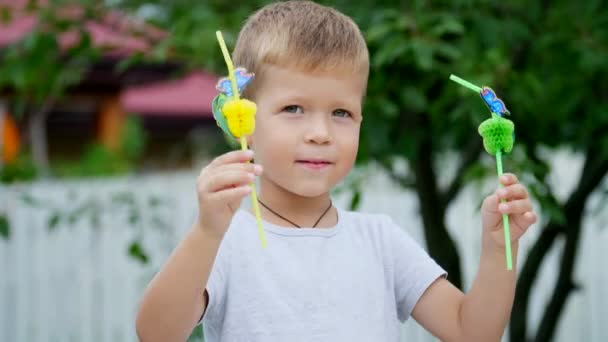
0;0;166;55
121;71;217;117
1;0;217;117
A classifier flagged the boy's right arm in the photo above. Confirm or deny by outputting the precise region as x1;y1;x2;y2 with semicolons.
135;150;261;342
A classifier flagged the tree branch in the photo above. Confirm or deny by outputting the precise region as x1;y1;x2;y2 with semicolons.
29;97;56;177
511;142;608;342
510;222;561;342
412;107;463;288
387;171;416;189
510;146;564;342
535;145;608;341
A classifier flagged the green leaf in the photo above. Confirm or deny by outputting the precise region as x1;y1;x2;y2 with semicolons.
112;192;135;206
148;196;167;208
1;155;38;183
68;201;94;225
128;242;149;264
349;189;361;210
116;52;145;73
0;214;10;239
463;162;494;183
129;210;140;225
365;22;392;42
429;17;464;37
48;212;61;231
21;193;43;208
410;38;433;70
401;86;428;112
121;116;147;161
25;0;38;12
1;6;12;24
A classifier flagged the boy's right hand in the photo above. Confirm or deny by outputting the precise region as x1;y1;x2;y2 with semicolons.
196;149;262;239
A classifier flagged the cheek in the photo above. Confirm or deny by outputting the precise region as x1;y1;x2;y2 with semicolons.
343;135;361;171
249;121;294;164
338;125;361;156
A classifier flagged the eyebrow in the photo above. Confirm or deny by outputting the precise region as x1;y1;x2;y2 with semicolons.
276;95;308;104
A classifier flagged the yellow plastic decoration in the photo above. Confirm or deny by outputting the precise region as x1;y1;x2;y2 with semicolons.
222;99;257;138
216;31;267;248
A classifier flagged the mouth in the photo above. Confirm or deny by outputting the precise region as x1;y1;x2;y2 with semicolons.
295;159;333;170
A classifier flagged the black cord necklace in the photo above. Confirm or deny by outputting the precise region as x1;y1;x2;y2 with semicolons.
257;199;333;228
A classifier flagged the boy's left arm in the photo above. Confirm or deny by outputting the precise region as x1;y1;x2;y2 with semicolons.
411;173;537;342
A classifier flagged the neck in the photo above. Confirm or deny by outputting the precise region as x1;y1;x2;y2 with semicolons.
256;176;335;228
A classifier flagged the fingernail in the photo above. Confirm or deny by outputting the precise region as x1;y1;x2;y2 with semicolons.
499;203;509;212
498;189;507;197
253;164;263;174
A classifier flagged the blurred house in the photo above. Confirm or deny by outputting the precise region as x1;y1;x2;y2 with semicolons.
120;71;220;169
0;0;219;170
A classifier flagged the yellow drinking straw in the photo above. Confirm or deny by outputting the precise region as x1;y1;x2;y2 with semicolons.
216;31;267;248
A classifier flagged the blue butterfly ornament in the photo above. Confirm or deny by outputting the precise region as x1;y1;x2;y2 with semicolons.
480;86;510;116
215;67;254;97
212;67;255;138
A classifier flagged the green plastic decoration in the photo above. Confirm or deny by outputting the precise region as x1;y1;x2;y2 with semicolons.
450;74;515;271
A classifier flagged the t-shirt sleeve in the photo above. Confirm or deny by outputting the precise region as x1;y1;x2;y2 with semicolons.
383;215;447;322
198;236;230;327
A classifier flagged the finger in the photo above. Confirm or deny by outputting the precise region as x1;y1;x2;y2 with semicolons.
512;211;537;231
498;199;533;214
208;150;254;169
482;194;500;213
213;162;263;176
496;183;529;201
199;161;262;188
209;185;252;204
499;173;519;186
524;211;537;224
205;170;255;193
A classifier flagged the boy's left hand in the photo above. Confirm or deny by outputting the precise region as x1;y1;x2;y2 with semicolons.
481;173;537;250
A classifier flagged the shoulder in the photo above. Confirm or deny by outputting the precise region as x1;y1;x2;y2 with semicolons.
341;209;429;256
339;208;400;233
337;209;407;248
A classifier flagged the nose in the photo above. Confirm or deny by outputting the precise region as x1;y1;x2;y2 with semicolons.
304;113;332;145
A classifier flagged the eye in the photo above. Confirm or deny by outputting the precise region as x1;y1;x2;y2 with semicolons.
333;109;352;118
283;105;303;114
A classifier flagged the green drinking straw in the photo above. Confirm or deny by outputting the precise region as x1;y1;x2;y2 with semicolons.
449;74;482;93
449;74;514;271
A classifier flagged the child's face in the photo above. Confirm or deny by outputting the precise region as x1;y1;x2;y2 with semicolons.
250;64;366;199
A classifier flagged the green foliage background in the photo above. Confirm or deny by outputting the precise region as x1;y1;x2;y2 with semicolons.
1;1;606;341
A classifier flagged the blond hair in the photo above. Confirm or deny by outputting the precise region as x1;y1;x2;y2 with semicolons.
233;0;369;97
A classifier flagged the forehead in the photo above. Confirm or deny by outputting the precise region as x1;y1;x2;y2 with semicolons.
253;64;367;104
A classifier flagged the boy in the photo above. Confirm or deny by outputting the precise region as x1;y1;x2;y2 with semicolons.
136;1;537;341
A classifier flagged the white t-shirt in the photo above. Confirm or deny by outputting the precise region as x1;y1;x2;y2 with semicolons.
201;208;446;342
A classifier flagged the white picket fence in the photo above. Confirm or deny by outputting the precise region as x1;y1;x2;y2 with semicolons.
0;151;607;342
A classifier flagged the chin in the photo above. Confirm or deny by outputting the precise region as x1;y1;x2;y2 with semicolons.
282;179;334;198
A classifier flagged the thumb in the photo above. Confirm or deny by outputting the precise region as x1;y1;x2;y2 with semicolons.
482;192;501;214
